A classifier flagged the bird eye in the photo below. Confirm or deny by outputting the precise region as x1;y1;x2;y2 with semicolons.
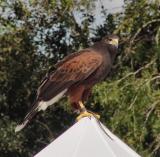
108;38;112;41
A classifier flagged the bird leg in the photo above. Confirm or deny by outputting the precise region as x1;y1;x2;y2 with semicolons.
76;101;100;121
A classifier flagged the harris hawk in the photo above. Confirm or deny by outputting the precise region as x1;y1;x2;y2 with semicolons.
15;35;119;132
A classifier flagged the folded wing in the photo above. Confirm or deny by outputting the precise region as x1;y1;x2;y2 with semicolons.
37;50;103;101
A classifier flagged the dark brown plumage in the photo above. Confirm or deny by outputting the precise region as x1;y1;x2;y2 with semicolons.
15;35;119;132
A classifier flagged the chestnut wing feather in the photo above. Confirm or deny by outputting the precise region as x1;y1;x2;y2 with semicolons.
37;50;103;100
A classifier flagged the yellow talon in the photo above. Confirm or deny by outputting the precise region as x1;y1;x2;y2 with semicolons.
88;110;100;119
76;101;100;121
76;111;100;121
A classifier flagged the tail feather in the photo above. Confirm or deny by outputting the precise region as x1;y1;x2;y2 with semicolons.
15;100;39;132
15;119;29;132
15;89;67;133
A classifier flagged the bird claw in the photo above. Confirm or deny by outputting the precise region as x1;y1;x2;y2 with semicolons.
76;110;100;121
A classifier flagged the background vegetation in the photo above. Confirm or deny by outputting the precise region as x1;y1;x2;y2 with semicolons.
0;0;160;156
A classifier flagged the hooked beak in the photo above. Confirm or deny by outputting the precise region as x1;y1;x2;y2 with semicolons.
111;39;119;48
110;39;118;48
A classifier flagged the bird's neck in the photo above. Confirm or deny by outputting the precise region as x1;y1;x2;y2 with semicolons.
91;42;118;63
107;44;118;62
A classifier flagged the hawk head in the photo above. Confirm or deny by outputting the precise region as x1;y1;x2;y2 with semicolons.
102;35;119;48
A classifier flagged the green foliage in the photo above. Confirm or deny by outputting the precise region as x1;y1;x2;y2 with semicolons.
92;63;160;156
0;0;160;156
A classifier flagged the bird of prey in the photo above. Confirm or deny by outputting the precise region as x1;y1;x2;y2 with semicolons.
15;35;119;132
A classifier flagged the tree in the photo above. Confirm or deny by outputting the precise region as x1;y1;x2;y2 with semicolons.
0;0;95;156
0;0;160;156
92;1;160;156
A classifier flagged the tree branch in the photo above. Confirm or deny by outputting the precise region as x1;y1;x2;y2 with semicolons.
36;120;55;141
117;59;155;84
145;100;159;125
131;19;160;44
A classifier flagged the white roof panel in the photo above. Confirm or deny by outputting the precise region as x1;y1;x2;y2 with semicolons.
35;117;141;157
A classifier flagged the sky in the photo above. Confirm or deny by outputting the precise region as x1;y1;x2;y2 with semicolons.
74;0;124;26
96;0;124;13
94;0;124;25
